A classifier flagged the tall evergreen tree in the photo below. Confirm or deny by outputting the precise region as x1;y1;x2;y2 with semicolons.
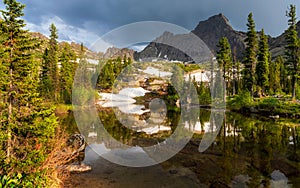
60;43;77;104
73;44;95;106
256;29;270;95
285;4;300;100
277;56;289;93
269;60;281;94
216;37;232;98
40;23;59;102
232;46;237;95
243;13;258;96
0;0;57;184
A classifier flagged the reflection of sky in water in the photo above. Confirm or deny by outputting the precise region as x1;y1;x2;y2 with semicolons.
115;107;170;135
85;144;158;166
98;87;171;135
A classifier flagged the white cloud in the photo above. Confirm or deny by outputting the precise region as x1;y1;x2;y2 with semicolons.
25;15;100;48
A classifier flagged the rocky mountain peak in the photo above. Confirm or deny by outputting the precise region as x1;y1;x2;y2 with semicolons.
154;31;174;42
194;13;233;32
191;14;246;59
104;47;135;60
134;14;246;62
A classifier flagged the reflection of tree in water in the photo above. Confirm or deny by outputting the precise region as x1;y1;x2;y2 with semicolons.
99;108;132;145
97;107;175;147
58;111;79;134
65;107;299;186
258;124;272;186
166;107;180;132
194;112;300;186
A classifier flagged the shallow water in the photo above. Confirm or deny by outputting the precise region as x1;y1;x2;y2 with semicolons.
61;107;300;187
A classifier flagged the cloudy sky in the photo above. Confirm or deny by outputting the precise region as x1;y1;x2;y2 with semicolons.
0;0;299;51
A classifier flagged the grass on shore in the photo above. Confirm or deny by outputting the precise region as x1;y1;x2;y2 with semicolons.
227;92;300;118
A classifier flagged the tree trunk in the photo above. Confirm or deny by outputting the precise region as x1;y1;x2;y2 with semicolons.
292;75;296;100
7;45;13;161
210;54;214;97
7;31;13;161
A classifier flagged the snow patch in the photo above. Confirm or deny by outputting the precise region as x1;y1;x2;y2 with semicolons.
119;87;150;98
141;67;172;77
98;87;150;115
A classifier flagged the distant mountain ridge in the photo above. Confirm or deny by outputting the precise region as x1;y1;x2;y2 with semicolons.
133;31;211;63
134;13;300;63
30;32;103;60
31;13;300;63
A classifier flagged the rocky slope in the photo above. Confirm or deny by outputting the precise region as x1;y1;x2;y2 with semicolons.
269;21;300;58
103;47;135;60
191;14;246;60
134;14;246;62
134;13;300;63
30;32;102;60
31;32;136;61
134;31;211;63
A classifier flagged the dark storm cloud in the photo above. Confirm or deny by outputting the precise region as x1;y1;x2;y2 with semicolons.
1;0;299;47
17;0;299;36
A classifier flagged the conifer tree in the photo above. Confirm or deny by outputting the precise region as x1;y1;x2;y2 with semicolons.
285;4;300;100
60;43;77;104
216;37;232;98
269;60;281;94
256;29;270;95
40;23;59;102
277;56;288;93
73;43;94;105
0;0;57;184
243;13;258;96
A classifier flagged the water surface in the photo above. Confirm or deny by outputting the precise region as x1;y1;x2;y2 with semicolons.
61;105;300;187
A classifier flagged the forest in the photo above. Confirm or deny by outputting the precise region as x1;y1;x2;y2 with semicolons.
0;0;299;187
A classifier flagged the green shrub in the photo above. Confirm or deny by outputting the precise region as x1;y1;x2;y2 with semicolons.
0;174;22;187
296;84;300;100
228;91;253;109
259;97;279;106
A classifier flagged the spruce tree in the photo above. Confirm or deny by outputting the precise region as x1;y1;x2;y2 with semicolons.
40;23;59;102
60;43;77;104
277;56;288;93
256;29;270;95
269;60;281;94
73;44;94;106
243;13;258;96
216;37;232;98
0;0;57;184
285;4;299;100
